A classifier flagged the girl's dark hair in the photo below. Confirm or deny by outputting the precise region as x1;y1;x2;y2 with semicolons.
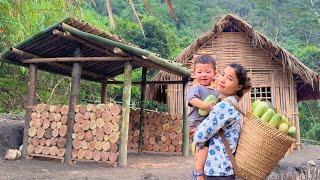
229;63;252;97
194;55;216;70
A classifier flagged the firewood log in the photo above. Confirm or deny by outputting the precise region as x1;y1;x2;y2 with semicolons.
72;149;78;159
88;141;95;151
72;139;81;150
35;145;43;154
103;122;113;134
60;105;69;116
50;137;57;146
36;128;45;138
54;113;62;122
42;146;50;155
102;141;110;151
81;120;90;131
96;128;105;141
73;123;81;133
27;144;35;154
34;118;42;128
36;104;46;113
42;119;50;130
52;129;59;138
84;112;90;120
77;129;85;140
86;104;94;112
84;131;94;142
100;151;110;162
79;105;87;114
96;118;105;128
110;104;121;116
75;113;84;123
32;137;39;147
108;152;118;162
59;125;67;137
40;111;49;120
57;148;65;157
92;150;101;161
95;141;103;151
29;127;37;137
102;111;112;122
61;115;68;125
74;105;80;113
89;120;97;130
81;140;88;150
39;137;46;146
109;132;120;144
56;122;62;130
54;105;61;113
77;149;85;159
57;137;67;148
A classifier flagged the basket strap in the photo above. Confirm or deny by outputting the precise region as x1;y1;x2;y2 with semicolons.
225;99;245;116
218;129;241;178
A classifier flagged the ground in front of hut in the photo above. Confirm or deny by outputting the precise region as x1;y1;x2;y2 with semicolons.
1;115;320;180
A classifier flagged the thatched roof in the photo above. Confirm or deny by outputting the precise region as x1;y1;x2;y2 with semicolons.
0;17;190;82
149;14;320;102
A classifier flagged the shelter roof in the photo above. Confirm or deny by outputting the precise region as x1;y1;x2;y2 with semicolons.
0;17;190;82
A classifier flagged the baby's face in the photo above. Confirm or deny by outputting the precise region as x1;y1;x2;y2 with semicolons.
194;63;216;87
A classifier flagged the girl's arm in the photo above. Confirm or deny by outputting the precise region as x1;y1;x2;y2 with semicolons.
193;100;236;149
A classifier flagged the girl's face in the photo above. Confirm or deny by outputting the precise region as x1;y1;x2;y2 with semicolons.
217;66;243;99
194;63;216;87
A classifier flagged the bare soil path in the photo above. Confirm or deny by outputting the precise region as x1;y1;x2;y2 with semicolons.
1;115;319;180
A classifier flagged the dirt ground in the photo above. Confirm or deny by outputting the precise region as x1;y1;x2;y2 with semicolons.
1;115;320;180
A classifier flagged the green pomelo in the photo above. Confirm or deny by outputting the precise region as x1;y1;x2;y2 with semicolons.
278;123;289;135
253;101;269;118
260;108;275;123
198;95;216;116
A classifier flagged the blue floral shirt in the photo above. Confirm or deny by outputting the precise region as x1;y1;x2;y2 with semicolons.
193;96;241;177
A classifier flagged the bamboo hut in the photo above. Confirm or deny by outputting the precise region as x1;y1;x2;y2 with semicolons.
148;14;320;151
0;17;191;166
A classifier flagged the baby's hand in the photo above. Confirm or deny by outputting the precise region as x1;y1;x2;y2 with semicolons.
189;129;195;139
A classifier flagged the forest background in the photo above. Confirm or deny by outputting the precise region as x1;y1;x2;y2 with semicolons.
0;0;319;142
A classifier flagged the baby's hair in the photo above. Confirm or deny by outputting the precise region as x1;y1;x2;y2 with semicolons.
229;63;252;97
194;55;216;70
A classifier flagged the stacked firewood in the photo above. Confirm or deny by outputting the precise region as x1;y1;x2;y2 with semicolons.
128;109;183;153
71;103;121;162
27;104;69;157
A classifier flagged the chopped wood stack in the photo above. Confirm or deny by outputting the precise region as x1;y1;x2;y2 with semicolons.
27;104;68;157
128;109;183;153
71;103;121;162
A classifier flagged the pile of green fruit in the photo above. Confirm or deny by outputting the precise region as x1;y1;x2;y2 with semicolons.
252;100;296;138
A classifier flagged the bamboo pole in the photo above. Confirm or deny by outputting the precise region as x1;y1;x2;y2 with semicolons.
22;64;37;157
65;46;82;163
118;61;133;167
60;23;190;77
106;80;184;85
182;77;189;156
101;80;107;104
138;67;147;154
22;57;132;63
113;47;130;57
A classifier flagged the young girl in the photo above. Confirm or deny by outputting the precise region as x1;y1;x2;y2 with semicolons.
193;63;251;180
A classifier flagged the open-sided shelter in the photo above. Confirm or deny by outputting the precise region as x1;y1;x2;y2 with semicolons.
148;14;320;151
0;17;191;166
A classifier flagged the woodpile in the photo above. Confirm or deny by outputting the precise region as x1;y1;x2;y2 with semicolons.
27;104;68;157
27;103;122;163
71;103;121;162
128;109;183;153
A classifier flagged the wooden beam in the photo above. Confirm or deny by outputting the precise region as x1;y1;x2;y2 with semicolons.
113;47;130;56
61;23;191;77
182;77;189;157
10;48;112;80
101;80;107;104
22;64;37;158
138;67;147;154
106;80;184;85
65;47;82;163
22;57;132;63
53;29;116;56
118;61;133;167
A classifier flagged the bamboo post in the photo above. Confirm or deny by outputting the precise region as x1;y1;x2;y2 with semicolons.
101;80;107;104
65;46;82;163
182;77;189;156
22;64;37;157
138;67;147;154
118;61;133;167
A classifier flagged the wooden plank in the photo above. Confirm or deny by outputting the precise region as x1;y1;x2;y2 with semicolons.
70;158;117;167
27;153;64;163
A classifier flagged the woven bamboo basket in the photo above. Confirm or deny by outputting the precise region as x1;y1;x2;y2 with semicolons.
235;113;295;180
